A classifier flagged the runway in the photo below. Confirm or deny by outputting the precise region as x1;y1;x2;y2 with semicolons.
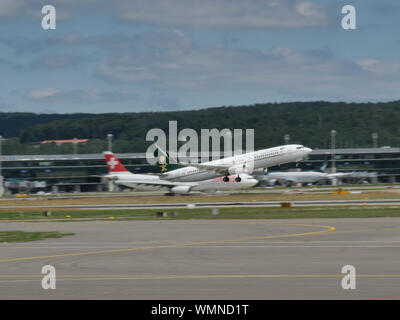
2;198;400;210
1;218;400;299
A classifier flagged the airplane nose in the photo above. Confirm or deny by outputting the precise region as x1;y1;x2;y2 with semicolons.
304;147;312;154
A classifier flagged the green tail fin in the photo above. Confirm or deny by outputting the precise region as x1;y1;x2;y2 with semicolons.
154;148;184;173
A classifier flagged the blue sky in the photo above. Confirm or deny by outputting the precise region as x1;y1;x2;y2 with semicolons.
0;0;399;113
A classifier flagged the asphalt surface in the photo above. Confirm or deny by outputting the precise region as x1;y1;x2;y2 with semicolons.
1;217;400;299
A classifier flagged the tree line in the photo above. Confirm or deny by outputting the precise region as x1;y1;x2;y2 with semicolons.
1;100;400;154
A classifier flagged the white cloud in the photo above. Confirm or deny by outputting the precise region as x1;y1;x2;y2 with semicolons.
0;0;332;28
27;88;60;100
95;32;363;91
357;59;400;76
30;55;84;69
0;0;72;19
0;0;24;17
26;88;137;103
92;29;400;101
118;0;332;28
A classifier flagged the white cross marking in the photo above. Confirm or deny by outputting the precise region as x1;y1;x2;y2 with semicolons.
107;157;118;169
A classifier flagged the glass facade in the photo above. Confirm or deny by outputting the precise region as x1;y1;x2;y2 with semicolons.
272;148;400;183
2;148;400;192
1;153;153;192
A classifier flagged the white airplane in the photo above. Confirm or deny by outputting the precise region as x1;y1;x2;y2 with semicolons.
103;152;259;194
263;171;328;186
259;159;352;186
154;144;312;182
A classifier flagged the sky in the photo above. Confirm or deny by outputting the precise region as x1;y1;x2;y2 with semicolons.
0;0;399;113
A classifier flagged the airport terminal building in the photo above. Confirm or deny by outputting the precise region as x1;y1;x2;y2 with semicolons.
2;147;400;193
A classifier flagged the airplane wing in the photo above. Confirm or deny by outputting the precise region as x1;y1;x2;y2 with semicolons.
326;172;353;178
277;178;298;183
115;179;199;188
263;174;297;183
154;143;233;174
177;162;232;174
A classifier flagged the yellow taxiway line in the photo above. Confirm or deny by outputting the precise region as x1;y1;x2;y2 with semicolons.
0;222;335;263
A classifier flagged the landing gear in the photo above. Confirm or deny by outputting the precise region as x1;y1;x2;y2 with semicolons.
223;176;241;182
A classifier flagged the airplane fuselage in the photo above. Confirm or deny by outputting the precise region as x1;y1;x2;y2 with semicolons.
161;144;311;182
111;174;258;192
103;152;259;194
266;171;328;184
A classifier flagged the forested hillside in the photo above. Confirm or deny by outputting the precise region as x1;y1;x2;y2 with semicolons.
1;101;400;154
0;112;97;138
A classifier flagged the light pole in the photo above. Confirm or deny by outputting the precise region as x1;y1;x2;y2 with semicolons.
107;133;113;152
284;134;290;145
330;130;337;186
73;137;78;154
372;133;378;148
330;130;337;174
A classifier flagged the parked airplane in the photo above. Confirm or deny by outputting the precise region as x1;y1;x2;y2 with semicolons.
154;144;312;182
258;159;352;186
103;152;258;194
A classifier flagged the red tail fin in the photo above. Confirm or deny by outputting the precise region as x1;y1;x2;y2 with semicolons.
103;152;129;173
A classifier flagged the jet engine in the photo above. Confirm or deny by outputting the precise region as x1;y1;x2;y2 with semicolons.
170;185;192;194
252;168;268;174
